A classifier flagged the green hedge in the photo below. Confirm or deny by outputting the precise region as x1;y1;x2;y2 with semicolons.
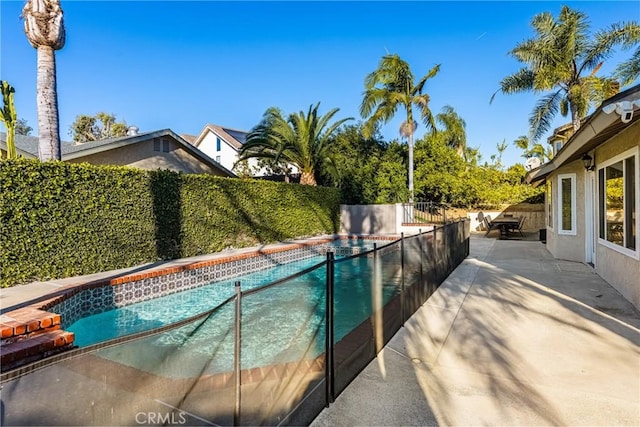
0;160;341;287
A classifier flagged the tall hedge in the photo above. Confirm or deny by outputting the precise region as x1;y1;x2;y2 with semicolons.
0;160;340;287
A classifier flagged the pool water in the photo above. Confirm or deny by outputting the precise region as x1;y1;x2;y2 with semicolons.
69;245;403;377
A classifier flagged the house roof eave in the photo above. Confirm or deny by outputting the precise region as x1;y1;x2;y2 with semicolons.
525;84;640;184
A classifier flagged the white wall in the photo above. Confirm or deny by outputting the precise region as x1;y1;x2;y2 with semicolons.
340;204;437;235
197;131;238;172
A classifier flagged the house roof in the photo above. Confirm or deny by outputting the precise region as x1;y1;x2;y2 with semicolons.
191;124;248;150
525;84;640;185
179;134;197;144
0;129;237;177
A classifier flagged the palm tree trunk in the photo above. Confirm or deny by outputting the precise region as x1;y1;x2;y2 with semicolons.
570;103;581;133
408;132;414;204
36;45;61;161
300;171;317;186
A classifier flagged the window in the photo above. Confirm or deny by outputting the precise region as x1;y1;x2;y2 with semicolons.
162;139;171;153
547;180;553;229
598;148;638;256
153;139;161;152
215;155;221;163
557;174;576;235
216;137;221;152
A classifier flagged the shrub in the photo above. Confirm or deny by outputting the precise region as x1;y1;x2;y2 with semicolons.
0;159;340;287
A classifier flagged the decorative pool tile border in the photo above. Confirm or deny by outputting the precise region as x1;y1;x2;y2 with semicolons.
39;236;397;329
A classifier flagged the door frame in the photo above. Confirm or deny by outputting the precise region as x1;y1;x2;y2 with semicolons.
584;170;596;266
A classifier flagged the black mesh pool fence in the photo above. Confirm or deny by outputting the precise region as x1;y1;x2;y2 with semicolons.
0;220;470;426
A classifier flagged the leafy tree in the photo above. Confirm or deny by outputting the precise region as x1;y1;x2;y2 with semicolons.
413;133;465;203
436;105;466;159
1;81;17;159
361;54;440;202
492;6;639;140
15;118;33;136
323;123;382;202
374;141;409;203
238;103;353;186
325;123;410;204
69;112;128;143
23;0;66;160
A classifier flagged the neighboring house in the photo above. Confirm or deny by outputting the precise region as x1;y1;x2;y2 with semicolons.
526;84;640;309
190;124;254;174
189;123;299;178
0;129;236;177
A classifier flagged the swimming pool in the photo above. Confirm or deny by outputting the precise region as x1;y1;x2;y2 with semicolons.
68;245;403;377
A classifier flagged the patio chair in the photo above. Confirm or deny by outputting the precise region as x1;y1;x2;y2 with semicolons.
484;215;499;236
509;216;526;237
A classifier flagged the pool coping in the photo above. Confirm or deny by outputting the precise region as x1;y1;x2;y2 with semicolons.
0;233;399;314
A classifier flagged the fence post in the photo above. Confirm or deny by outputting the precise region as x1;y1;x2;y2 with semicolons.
419;233;424;287
400;233;405;325
234;281;242;426
325;252;335;405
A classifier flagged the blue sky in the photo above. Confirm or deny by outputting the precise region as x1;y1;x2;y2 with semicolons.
1;1;638;167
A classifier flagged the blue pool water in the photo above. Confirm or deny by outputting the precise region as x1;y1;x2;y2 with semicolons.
68;244;404;377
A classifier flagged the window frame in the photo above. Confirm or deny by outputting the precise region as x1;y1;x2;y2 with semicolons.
216;137;221;152
597;146;639;259
557;173;577;235
547;179;554;231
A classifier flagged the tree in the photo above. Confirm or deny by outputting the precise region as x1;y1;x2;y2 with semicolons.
513;135;532;158
238;103;353;186
413;133;465;203
513;135;548;160
494;139;508;169
361;54;440;202
15;118;33;136
1;81;17;159
492;6;639;141
615;45;640;86
436;105;466;159
69;112;128;143
23;0;66;160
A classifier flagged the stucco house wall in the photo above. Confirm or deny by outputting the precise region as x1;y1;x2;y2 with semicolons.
546;159;587;263
593;123;640;308
528;85;640;310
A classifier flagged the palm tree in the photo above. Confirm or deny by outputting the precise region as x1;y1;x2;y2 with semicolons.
361;54;440;202
491;6;639;141
238;103;353;186
615;45;640;86
513;134;548;160
23;0;66;161
436;105;466;159
513;135;531;158
495;139;508;168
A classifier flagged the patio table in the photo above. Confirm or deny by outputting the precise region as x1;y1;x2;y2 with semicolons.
489;217;520;239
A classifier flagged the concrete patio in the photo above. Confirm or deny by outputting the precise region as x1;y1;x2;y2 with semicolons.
311;234;640;426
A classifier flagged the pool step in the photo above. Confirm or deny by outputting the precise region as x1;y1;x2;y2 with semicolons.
1;308;74;372
1;307;62;343
1;329;75;372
